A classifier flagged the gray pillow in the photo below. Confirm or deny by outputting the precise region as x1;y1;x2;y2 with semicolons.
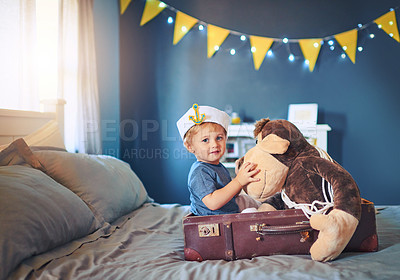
0;166;99;280
33;151;151;223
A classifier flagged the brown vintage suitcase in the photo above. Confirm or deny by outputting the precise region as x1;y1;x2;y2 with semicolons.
183;199;378;261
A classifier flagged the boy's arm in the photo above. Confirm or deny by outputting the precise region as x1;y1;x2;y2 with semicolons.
202;162;260;210
202;178;243;210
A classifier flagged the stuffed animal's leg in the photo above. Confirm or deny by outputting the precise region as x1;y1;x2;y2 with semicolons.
257;203;277;212
309;209;358;262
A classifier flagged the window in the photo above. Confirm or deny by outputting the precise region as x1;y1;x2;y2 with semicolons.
36;0;59;104
0;0;59;111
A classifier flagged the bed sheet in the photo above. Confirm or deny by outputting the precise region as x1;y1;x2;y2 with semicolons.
10;204;400;280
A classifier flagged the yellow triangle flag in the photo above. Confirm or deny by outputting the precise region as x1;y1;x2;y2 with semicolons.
249;36;273;70
299;38;322;72
207;25;230;58
140;0;166;26
173;12;198;45
120;0;132;15
374;10;400;43
334;29;358;64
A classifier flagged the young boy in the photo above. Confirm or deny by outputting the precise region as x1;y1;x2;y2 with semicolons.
177;104;260;216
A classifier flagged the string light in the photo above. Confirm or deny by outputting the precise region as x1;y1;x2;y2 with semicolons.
145;1;399;68
328;40;334;50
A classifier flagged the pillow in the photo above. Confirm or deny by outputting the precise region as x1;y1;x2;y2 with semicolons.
24;120;65;149
0;138;44;169
0;166;100;280
0;120;65;152
33;150;151;223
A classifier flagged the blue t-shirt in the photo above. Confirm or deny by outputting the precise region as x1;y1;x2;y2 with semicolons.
187;161;239;216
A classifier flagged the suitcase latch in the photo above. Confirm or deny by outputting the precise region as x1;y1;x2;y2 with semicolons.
250;223;265;232
198;224;220;237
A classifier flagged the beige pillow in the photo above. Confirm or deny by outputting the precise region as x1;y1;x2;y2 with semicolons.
0;120;65;151
0;138;43;169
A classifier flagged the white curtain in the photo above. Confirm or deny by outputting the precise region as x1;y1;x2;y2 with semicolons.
77;0;102;154
59;0;78;152
0;0;39;111
59;0;102;154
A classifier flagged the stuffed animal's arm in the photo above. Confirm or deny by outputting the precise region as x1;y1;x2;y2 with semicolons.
299;157;361;261
300;157;361;220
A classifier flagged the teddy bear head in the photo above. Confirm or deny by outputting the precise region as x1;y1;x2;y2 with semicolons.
243;118;315;201
243;118;294;201
253;118;312;164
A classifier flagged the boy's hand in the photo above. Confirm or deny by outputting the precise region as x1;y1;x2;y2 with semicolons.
235;162;260;187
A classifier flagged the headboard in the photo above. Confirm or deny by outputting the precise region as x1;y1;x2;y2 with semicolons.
0;99;65;147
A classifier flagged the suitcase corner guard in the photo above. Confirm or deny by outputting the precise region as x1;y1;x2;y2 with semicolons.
184;248;203;261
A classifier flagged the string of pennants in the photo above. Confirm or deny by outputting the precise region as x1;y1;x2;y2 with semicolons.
120;0;400;72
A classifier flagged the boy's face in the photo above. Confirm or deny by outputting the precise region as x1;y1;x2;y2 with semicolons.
186;123;227;165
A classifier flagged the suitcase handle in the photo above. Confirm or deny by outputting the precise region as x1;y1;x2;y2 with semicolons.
256;222;312;235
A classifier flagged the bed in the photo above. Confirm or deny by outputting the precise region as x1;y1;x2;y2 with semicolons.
1;107;400;280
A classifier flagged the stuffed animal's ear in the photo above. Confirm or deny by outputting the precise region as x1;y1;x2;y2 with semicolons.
258;134;290;154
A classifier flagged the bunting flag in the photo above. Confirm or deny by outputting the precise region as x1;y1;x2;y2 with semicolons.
120;0;132;15
173;12;198;45
140;0;166;26
249;36;274;70
374;10;400;42
120;1;400;71
299;38;322;72
207;25;230;58
334;29;358;64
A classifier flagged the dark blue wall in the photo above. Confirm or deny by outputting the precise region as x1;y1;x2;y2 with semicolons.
119;0;400;205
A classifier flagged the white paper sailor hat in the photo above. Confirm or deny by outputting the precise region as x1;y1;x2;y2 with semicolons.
176;104;231;141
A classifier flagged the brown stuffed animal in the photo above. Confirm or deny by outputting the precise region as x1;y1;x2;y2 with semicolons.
241;118;361;262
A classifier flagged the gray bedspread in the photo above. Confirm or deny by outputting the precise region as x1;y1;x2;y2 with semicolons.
10;204;400;280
